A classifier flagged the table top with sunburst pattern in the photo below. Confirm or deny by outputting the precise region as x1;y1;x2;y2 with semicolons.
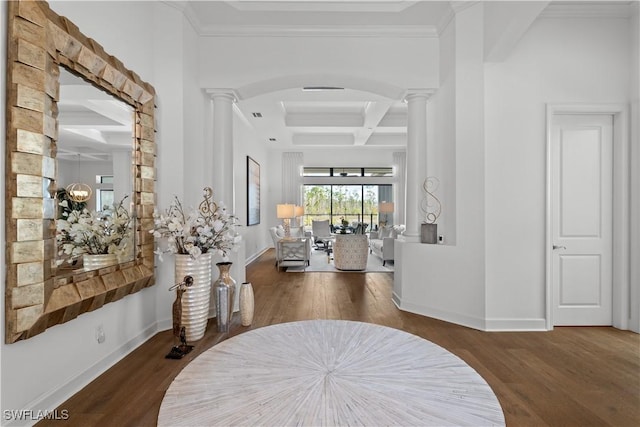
158;320;505;426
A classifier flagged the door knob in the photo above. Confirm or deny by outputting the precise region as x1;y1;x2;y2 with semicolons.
553;245;566;250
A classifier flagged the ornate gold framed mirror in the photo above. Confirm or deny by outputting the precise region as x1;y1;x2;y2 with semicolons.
5;0;156;343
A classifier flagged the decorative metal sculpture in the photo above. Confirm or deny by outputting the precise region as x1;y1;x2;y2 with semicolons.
199;187;218;222
166;275;195;359
420;177;442;224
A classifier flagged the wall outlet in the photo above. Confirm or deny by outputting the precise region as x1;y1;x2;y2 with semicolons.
438;235;444;244
95;325;105;344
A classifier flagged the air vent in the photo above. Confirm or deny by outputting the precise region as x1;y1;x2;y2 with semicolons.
252;112;262;118
302;86;344;91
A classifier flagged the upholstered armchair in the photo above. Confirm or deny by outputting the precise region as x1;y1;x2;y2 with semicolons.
269;225;311;267
333;234;369;271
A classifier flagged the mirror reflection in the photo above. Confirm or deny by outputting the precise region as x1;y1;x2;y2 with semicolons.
55;67;136;273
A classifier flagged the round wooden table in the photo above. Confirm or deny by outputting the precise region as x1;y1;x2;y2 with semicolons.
158;320;505;426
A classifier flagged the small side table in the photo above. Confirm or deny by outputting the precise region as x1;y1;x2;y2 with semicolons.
277;238;308;271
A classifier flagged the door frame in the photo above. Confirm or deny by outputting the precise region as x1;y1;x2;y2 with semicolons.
545;104;630;330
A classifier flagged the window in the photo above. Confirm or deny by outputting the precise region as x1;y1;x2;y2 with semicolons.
303;184;392;230
97;189;114;211
95;175;114;210
303;167;393;177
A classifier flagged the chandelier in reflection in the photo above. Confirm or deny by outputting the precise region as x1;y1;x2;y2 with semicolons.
66;182;92;202
66;153;92;202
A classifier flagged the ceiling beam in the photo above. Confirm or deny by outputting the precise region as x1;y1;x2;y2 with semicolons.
355;100;394;145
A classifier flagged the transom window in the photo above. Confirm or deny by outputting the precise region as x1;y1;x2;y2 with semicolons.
303;167;393;177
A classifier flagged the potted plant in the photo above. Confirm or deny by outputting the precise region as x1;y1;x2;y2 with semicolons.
151;187;240;340
56;195;133;270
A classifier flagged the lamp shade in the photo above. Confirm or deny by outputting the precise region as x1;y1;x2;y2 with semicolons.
379;202;394;213
294;205;304;217
276;204;295;219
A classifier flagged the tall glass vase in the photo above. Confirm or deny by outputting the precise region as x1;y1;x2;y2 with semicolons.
174;252;213;341
214;262;236;332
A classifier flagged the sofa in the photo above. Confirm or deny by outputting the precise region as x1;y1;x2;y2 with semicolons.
368;225;404;266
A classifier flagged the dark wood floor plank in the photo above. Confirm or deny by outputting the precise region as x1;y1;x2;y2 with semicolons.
36;249;640;427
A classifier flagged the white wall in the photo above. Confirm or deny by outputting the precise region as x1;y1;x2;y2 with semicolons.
429;13;456;245
484;16;632;325
233;110;271;262
199;36;438;91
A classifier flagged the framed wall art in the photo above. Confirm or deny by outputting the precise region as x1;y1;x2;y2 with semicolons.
247;156;261;226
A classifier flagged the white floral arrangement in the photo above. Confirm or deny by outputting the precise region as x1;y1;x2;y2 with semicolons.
151;187;240;261
56;196;133;265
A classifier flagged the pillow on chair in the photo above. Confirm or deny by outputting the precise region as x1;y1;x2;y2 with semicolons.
275;226;285;239
290;226;305;238
378;226;391;239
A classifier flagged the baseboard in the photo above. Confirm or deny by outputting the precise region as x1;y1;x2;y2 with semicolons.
395;299;487;331
484;318;548;331
392;292;402;309
394;296;549;332
7;322;160;427
245;247;270;266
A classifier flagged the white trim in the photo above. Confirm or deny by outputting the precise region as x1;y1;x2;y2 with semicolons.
545;103;631;331
540;3;633;19
484;318;548;332
245;246;270;266
395;299;486;332
197;24;438;38
226;1;420;13
6;322;160;427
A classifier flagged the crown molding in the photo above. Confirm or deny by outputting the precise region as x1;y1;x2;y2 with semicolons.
540;2;633;19
172;0;438;38
196;24;439;38
226;1;420;13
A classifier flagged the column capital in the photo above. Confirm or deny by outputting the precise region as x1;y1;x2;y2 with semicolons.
403;89;436;103
205;88;238;102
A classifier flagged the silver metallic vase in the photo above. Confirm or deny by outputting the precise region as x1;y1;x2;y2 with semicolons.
214;262;236;332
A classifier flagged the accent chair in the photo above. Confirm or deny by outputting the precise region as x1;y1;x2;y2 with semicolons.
311;220;332;249
269;225;311;267
333;234;369;271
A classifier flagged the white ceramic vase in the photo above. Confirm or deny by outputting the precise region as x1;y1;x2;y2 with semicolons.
174;252;213;341
83;253;118;271
239;282;254;326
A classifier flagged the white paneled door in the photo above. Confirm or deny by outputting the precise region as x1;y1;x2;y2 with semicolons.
551;114;613;326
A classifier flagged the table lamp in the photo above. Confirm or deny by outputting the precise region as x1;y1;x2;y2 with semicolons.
379;201;394;227
276;204;295;238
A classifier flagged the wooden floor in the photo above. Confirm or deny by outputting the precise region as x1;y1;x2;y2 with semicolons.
38;249;640;427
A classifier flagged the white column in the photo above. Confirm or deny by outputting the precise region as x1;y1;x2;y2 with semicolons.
206;89;245;302
393;151;406;228
404;90;433;240
206;89;237;208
